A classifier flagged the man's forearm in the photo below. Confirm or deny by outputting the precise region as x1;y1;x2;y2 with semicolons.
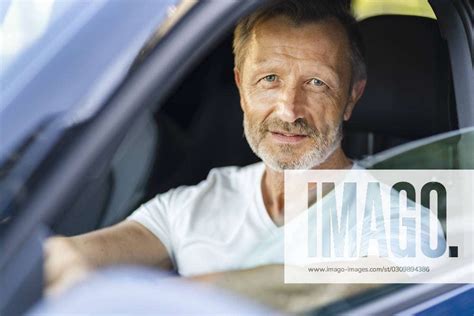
189;264;379;313
62;221;172;268
44;221;173;296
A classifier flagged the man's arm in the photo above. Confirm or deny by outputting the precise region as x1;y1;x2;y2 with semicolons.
44;220;172;295
190;264;382;314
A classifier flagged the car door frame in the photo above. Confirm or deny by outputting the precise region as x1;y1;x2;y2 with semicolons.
0;1;262;314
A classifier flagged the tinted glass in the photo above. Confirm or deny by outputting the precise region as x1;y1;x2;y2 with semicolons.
365;129;474;169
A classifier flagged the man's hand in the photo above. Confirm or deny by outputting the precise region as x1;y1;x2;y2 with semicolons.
44;237;93;296
43;221;172;296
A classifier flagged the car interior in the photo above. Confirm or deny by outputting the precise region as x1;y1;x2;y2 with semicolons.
1;0;471;314
51;5;460;237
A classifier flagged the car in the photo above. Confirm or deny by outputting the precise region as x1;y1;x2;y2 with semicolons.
0;0;472;314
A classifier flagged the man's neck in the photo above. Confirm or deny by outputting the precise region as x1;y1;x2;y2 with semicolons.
261;147;352;226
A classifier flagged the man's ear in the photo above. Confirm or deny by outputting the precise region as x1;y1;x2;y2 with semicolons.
234;67;242;91
344;79;367;121
234;67;245;111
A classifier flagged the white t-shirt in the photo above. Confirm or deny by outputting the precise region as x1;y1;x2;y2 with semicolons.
128;162;445;276
128;162;283;276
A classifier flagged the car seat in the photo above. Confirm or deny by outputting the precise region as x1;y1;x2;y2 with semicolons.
343;14;458;158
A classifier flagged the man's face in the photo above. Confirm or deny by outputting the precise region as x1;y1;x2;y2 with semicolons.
235;16;364;170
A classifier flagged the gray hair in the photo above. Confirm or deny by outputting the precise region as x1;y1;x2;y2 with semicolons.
233;0;367;86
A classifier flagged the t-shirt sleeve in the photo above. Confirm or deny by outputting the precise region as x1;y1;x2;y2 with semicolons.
126;191;175;263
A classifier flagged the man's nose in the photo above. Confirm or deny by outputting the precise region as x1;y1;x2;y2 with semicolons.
275;84;305;123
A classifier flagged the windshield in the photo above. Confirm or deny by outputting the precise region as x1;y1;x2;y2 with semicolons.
0;0;183;167
0;0;106;93
0;0;191;222
1;0;84;77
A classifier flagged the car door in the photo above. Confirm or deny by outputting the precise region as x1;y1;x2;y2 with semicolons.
0;1;261;314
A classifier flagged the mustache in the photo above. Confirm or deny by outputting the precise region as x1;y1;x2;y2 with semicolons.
260;117;319;137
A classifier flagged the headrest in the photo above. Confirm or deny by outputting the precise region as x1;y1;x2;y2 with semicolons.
347;15;458;138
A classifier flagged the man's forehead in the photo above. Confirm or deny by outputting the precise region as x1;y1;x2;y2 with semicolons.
245;16;350;72
250;15;349;53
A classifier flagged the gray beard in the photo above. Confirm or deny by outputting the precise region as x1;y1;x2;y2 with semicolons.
243;116;343;171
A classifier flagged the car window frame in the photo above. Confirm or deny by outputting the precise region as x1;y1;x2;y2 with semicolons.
0;1;262;314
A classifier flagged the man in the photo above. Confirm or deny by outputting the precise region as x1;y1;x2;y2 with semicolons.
45;0;370;308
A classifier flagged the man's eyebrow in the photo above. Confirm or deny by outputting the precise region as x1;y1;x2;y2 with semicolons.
252;59;341;87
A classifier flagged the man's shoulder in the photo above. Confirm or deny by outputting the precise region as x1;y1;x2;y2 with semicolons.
205;161;265;185
162;162;264;205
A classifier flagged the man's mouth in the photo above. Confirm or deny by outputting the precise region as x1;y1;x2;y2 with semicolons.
269;130;308;144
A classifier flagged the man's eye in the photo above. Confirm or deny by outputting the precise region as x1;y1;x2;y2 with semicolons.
262;74;277;82
309;78;325;86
